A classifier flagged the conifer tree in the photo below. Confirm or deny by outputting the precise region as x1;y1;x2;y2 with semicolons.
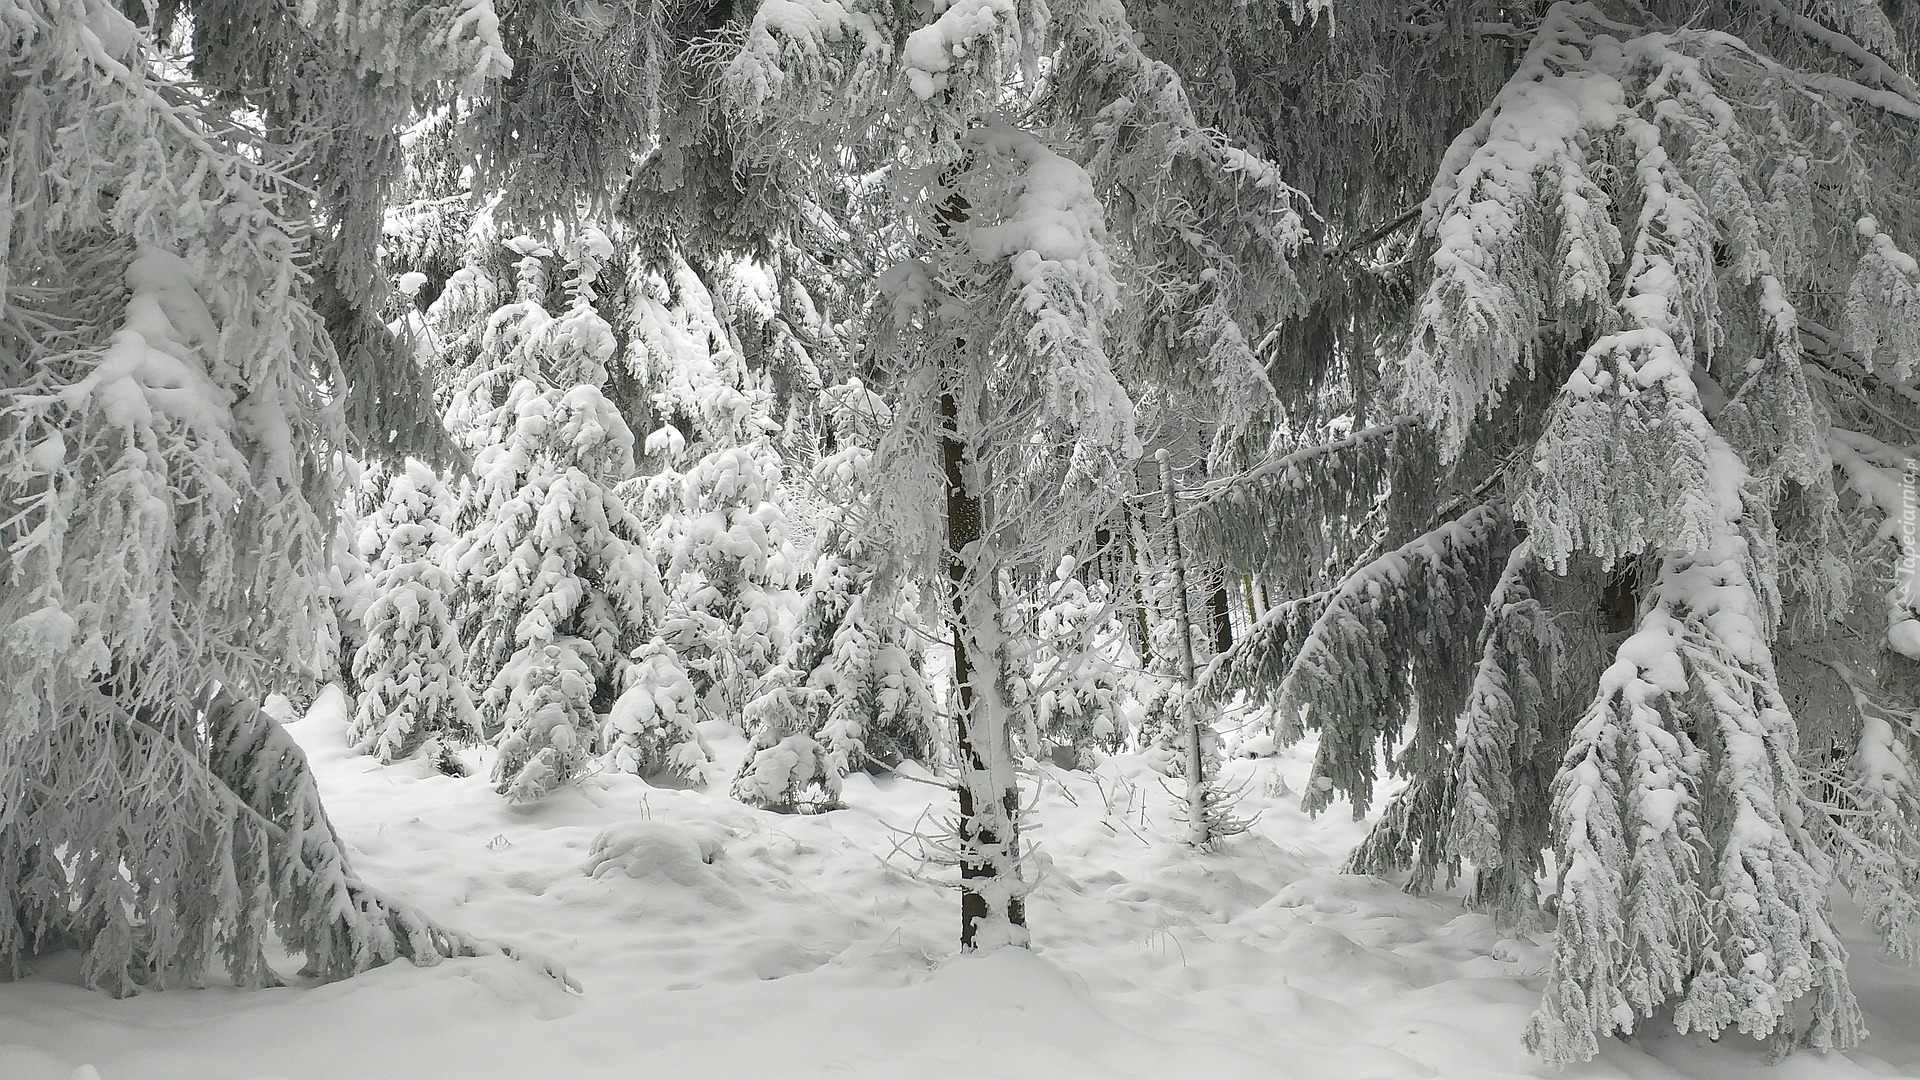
322;506;378;703
0;0;512;992
445;231;667;800
1153;451;1236;846
734;381;938;812
1191;2;1920;1062
650;437;800;726
348;461;477;765
709;0;1312;948
605;637;709;783
1024;556;1130;769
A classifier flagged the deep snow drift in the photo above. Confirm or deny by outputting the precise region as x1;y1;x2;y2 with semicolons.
4;688;1920;1080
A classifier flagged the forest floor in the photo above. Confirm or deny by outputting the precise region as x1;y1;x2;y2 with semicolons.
4;688;1920;1080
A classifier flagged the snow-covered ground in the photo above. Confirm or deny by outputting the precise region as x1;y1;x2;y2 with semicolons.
5;688;1920;1080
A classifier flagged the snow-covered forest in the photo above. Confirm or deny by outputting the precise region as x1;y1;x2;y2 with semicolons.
3;1;1919;1077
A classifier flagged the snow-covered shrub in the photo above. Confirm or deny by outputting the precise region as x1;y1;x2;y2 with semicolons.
491;641;598;803
605;639;711;783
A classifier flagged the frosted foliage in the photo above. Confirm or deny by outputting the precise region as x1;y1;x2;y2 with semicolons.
1282;505;1513;816
1815;662;1920;962
455;379;658;746
1403;10;1628;459
817;595;938;774
711;257;832;408
278;0;511;91
625;255;769;456
1345;540;1578;921
653;442;799;724
1528;446;1861;1064
605;642;711;783
820;378;892;449
321;511;377;694
1366;2;1920;1066
1401;5;1860;475
1445;545;1568;889
869;122;1134;585
1844;218;1920;384
956;124;1130;455
721;0;889;123
734;382;935;811
900;0;1042;101
734;676;840;813
348;462;476;764
722;0;1048;116
1829;431;1920;656
735;540;938;800
447;231;622;432
536;228;621;390
1803;0;1902;58
0;0;486;991
1050;0;1308;440
1027;560;1129;766
1187;423;1402;584
1517;330;1723;571
491;643;596;804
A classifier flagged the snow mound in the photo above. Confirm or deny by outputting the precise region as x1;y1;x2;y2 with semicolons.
585;819;728;886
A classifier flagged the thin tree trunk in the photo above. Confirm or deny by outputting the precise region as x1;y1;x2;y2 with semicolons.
1122;493;1151;667
1208;567;1234;657
942;391;1026;949
1156;451;1209;846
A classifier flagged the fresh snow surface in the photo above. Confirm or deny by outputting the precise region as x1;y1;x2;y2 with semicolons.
7;688;1920;1079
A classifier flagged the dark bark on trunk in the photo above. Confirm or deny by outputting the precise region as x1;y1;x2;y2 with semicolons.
941;391;1024;949
1208;569;1234;657
1122;497;1151;666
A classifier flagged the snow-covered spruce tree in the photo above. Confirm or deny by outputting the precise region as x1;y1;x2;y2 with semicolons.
649;435;801;729
1190;2;1920;1063
1024;556;1130;769
348;461;477;765
0;0;517;992
713;0;1311;947
439;234;551;472
733;381;938;813
447;231;674;799
605;637;707;784
599;255;822;787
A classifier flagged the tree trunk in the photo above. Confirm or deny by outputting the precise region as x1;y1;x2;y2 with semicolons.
1156;451;1210;847
941;391;1027;950
1208;567;1234;657
1122;493;1151;667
